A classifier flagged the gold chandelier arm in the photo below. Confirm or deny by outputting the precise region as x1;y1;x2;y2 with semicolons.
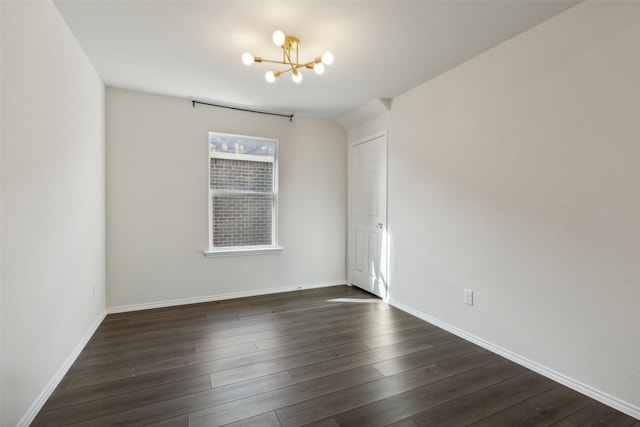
257;58;291;65
253;57;322;67
303;59;320;69
283;47;297;69
273;65;298;75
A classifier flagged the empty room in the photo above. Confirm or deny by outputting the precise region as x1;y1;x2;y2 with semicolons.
1;0;639;426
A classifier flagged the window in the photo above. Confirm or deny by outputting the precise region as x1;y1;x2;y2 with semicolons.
206;132;281;256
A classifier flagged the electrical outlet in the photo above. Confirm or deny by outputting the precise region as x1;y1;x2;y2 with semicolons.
464;289;473;305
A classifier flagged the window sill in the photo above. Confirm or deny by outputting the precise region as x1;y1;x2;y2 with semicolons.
204;246;284;257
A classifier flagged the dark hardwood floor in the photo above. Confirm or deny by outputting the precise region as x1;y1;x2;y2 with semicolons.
33;285;638;426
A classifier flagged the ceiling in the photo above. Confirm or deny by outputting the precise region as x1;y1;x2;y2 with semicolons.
54;1;579;120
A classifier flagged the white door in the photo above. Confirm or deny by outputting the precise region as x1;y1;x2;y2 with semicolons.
349;132;387;298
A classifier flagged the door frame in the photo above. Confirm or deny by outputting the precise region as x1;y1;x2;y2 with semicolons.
347;130;389;298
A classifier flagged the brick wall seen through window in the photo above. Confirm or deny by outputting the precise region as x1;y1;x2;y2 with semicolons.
208;133;278;250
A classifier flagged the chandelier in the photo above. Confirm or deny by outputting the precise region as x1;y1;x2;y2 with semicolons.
242;30;334;84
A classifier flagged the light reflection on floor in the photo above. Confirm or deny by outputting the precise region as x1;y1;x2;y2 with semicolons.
326;298;381;304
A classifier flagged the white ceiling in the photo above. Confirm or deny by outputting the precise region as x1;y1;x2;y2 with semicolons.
54;1;579;120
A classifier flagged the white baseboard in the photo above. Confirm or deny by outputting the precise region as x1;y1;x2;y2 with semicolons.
388;298;640;421
17;310;107;427
107;280;347;314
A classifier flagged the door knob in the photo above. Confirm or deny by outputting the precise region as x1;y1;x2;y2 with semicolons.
376;223;383;229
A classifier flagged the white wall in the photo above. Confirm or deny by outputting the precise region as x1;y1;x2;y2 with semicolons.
0;1;106;426
106;89;347;309
350;0;640;417
348;112;391;145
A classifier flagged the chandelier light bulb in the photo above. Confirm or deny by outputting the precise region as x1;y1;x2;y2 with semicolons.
292;70;302;84
265;70;276;83
272;30;285;47
321;51;334;65
314;63;325;75
242;52;254;65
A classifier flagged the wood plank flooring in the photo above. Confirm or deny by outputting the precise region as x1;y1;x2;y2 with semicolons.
33;285;638;426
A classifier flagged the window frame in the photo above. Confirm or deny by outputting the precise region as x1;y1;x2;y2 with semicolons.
205;132;282;257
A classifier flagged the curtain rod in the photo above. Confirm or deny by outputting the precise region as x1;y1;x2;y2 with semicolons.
192;100;294;122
